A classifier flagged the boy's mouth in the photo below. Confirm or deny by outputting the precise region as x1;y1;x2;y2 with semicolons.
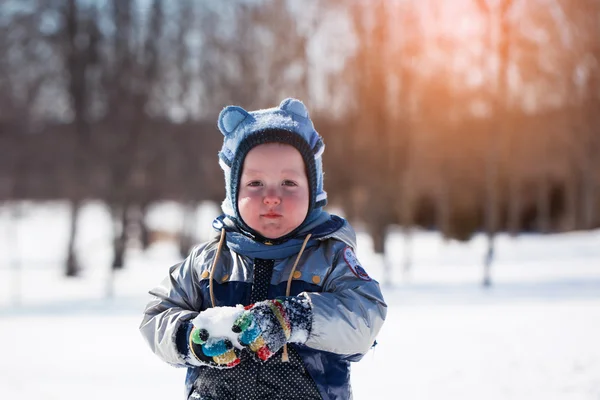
262;212;282;219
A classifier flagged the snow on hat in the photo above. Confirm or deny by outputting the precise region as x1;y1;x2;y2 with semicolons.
217;98;327;233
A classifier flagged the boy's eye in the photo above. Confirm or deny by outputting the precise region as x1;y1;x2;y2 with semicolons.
282;180;297;187
247;181;262;187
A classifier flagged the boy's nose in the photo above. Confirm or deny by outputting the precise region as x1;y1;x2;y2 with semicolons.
263;192;281;206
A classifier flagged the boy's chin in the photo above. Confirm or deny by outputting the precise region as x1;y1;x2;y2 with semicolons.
255;224;299;240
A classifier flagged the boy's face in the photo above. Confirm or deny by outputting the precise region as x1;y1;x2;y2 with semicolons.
238;143;309;239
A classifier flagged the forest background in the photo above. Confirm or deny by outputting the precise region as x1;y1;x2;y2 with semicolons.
1;0;599;281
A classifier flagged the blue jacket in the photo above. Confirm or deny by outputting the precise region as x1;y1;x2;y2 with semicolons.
140;218;387;399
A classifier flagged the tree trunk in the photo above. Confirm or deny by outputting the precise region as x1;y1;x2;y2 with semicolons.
7;201;22;305
483;128;499;287
66;199;81;277
483;235;494;287
111;204;128;270
507;132;521;235
437;166;451;238
402;225;413;281
139;202;151;250
507;177;521;235
179;202;197;258
370;222;391;286
581;160;596;229
563;168;579;231
536;175;551;233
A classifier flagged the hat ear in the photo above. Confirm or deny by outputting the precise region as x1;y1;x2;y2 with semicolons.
279;98;309;119
218;106;250;136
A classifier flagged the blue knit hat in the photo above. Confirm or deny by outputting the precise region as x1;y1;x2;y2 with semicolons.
217;98;327;238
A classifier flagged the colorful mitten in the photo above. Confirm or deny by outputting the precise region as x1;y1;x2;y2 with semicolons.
232;296;313;361
187;306;244;368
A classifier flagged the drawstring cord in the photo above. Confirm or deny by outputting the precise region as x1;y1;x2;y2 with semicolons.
209;228;226;308
207;228;313;363
282;233;312;362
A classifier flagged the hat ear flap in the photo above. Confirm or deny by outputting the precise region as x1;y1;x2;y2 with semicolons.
279;98;309;119
218;106;250;136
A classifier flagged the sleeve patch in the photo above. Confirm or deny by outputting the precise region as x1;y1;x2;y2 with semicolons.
342;247;371;281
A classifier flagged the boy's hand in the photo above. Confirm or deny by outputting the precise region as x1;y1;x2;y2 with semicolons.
188;305;245;368
232;297;312;361
188;326;241;367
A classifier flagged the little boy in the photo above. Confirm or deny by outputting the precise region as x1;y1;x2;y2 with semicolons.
140;98;387;400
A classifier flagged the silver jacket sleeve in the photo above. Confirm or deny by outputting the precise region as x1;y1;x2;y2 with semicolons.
139;245;206;367
303;241;387;359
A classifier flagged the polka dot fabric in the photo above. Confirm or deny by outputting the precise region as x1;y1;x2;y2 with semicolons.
188;258;322;399
250;259;274;304
191;348;321;399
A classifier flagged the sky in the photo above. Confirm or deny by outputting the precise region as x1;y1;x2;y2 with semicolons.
0;201;599;399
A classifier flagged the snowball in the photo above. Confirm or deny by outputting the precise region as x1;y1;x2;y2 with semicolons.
192;305;245;349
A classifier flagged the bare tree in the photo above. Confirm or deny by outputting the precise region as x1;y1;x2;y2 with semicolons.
392;2;421;280
342;0;398;285
103;0;165;271
196;0;311;112
580;0;600;230
476;0;514;287
58;0;101;276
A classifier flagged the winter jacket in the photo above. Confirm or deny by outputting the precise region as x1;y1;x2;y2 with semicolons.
140;218;387;400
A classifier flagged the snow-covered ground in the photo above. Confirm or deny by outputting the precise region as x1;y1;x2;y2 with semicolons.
1;201;599;400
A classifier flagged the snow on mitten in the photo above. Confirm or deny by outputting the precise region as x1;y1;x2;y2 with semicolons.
232;296;312;361
188;306;244;368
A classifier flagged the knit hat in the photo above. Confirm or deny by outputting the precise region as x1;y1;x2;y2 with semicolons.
217;98;327;239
